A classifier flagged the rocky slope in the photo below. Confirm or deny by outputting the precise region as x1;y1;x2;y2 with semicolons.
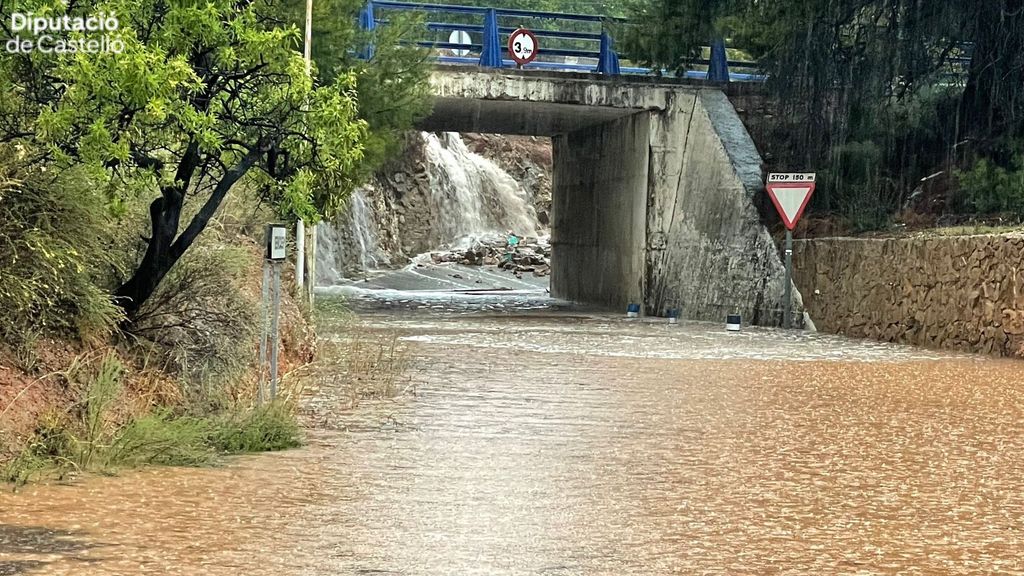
317;132;552;283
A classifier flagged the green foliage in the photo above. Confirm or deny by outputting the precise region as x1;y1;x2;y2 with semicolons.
209;402;302;454
3;353;303;484
621;0;727;75
76;353;125;468
624;0;1024;226
1;0;378;317
284;0;433;174
956;156;1024;217
1;447;52;485
107;412;217;467
0;149;123;346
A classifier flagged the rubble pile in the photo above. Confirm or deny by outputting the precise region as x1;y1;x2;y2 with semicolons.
429;235;551;277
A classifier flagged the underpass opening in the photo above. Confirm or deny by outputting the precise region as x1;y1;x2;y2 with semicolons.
319;68;802;325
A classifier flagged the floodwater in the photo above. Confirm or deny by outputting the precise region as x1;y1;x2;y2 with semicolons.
4;297;1024;575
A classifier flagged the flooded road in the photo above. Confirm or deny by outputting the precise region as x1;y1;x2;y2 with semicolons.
4;301;1024;574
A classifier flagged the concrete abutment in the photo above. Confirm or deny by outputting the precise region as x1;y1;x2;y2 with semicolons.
551;113;649;310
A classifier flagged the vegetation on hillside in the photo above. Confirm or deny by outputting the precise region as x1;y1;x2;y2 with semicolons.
0;0;431;481
623;0;1024;230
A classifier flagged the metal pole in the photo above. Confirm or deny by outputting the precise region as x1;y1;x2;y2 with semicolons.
296;220;305;296
304;0;313;74
270;261;283;400
257;261;271;404
308;226;317;306
297;0;314;304
783;229;793;329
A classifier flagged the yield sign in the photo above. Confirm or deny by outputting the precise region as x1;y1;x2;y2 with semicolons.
766;173;816;230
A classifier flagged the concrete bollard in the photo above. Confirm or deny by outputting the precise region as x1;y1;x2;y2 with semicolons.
726;314;742;332
626;303;640;318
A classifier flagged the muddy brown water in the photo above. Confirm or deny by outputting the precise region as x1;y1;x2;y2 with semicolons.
3;309;1024;575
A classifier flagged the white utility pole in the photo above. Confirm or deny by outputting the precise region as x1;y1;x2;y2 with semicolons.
297;0;315;303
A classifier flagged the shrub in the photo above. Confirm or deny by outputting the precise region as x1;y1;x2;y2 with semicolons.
209;402;302;454
956;155;1024;217
0;151;122;346
128;237;260;408
3;353;303;484
823;141;897;231
107;412;216;467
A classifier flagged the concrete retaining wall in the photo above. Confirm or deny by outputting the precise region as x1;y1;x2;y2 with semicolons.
793;235;1024;357
645;91;800;325
551;114;649;310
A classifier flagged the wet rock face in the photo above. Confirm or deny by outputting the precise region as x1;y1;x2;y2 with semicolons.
461;133;552;221
428;235;552;278
317;132;550;282
793;234;1024;357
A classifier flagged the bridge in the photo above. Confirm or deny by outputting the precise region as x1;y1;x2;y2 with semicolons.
360;0;764;82
363;3;801;325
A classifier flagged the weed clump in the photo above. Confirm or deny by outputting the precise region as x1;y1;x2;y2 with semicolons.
3;354;302;485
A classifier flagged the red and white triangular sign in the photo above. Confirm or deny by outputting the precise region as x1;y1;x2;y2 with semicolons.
766;173;816;230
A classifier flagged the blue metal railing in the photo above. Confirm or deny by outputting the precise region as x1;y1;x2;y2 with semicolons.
359;0;765;81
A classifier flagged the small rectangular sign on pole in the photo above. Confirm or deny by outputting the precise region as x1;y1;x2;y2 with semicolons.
260;224;288;402
266;224;287;261
766;173;816;330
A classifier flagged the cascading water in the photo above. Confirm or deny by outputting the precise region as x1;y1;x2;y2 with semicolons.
421;132;538;243
316;187;389;283
316;132;544;284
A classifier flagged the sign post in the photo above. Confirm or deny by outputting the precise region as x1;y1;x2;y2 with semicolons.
508;27;538;69
765;173;816;329
261;224;288;402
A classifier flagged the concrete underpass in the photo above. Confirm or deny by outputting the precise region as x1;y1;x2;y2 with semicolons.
418;66;802;325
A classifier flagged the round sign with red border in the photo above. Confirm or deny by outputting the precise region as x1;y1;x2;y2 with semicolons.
508;28;538;65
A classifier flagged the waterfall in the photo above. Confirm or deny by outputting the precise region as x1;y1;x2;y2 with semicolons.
421;132;538;243
316;187;388;284
316;132;542;284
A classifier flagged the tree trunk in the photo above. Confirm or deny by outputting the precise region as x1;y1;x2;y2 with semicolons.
113;146;263;320
113;188;185;319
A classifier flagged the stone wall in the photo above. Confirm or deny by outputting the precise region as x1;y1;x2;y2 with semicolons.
793;234;1024;357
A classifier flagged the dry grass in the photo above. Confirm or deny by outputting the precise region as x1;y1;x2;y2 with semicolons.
296;328;415;427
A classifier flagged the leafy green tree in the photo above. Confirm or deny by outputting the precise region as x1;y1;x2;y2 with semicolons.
625;0;1024;223
282;0;434;172
1;0;370;318
620;0;728;75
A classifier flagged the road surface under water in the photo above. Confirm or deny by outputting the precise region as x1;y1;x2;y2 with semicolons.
3;293;1024;575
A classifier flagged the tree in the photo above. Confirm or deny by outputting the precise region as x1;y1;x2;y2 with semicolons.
620;0;729;75
1;0;369;319
624;0;1024;224
282;0;434;172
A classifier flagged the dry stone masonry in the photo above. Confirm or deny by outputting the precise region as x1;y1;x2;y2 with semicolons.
793;234;1024;357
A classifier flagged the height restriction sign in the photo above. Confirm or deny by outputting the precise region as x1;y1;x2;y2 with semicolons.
766;173;816;230
508;28;538;66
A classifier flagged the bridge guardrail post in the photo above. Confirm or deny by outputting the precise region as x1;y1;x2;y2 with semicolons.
479;8;503;68
359;1;376;59
596;29;620;75
707;37;729;82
